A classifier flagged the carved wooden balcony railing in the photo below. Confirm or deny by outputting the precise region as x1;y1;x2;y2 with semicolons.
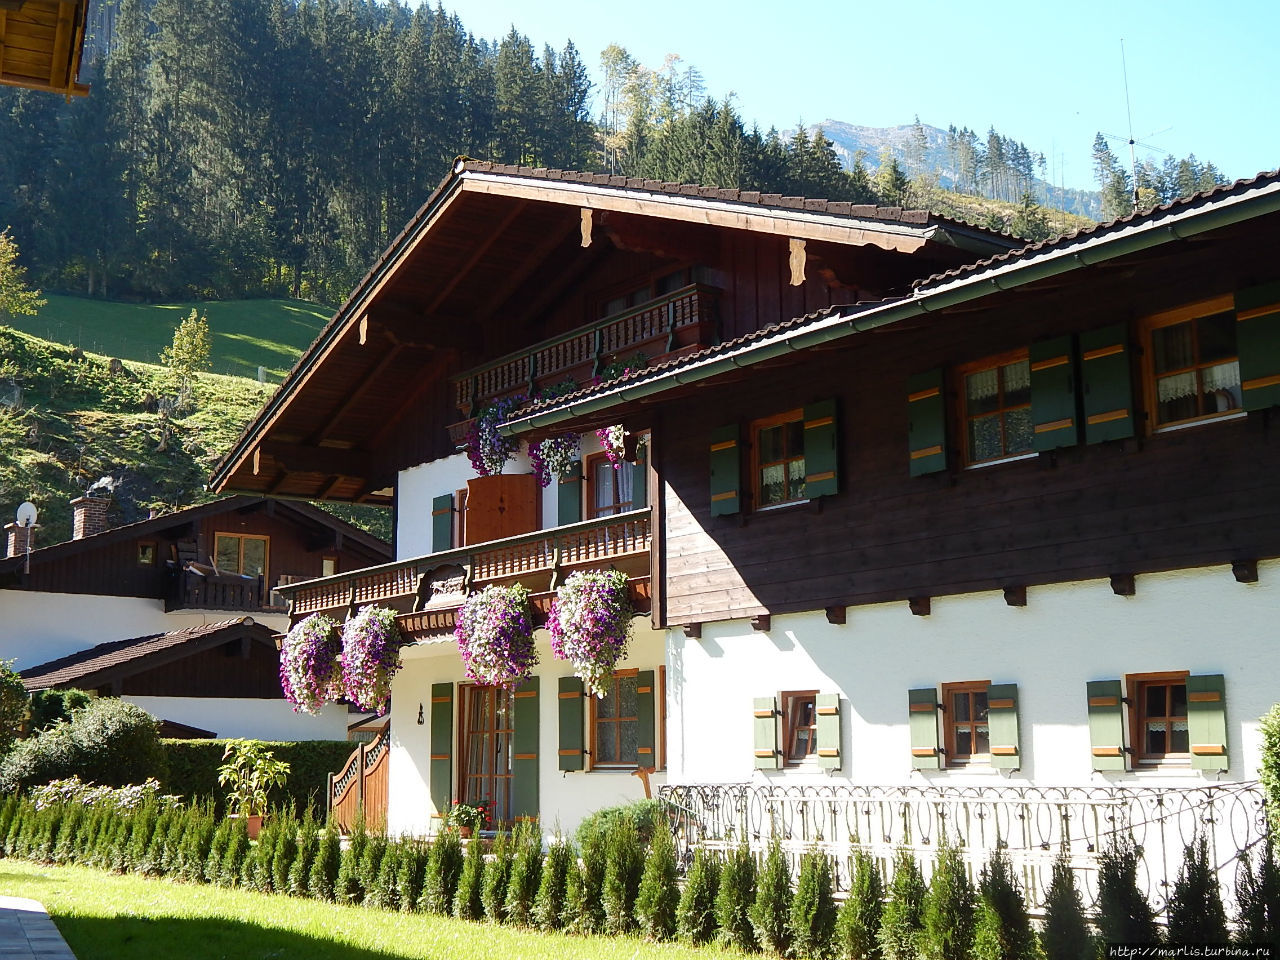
166;568;266;613
277;509;652;642
450;283;719;423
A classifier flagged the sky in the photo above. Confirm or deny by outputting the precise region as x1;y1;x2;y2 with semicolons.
433;0;1280;193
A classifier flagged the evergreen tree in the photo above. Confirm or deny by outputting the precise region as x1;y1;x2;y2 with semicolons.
1095;839;1158;945
751;838;793;955
878;847;927;960
481;829;513;923
970;847;1034;960
454;834;485;921
533;834;575;930
308;819;342;901
420;828;463;914
1166;836;1228;943
601;814;644;935
921;839;975;960
634;818;680;940
504;820;543;927
791;845;838;959
676;846;721;944
1039;853;1091;960
716;842;758;951
835;849;884;960
1236;841;1280;949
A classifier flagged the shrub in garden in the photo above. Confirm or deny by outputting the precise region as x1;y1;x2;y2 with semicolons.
533;834;575;930
635;817;680;940
271;806;301;894
122;797;160;872
504;820;543;927
1095;838;1158;944
357;832;388;903
369;838;404;910
335;815;369;903
835;849;884;960
219;817;251;886
0;796;18;851
751;838;794;956
922;839;975;960
1259;703;1280;833
160;804;190;874
245;815;281;891
482;829;514;923
878;846;927;960
396;837;431;912
677;846;721;944
567;825;609;934
454;834;486;921
52;803;83;864
1040;852;1092;960
27;688;92;733
1166;835;1228;943
205;819;232;884
716;842;758;952
792;845;838;959
175;801;216;883
163;739;353;814
309;819;343;901
575;798;664;849
419;828;463;914
601;813;644;935
287;806;319;896
1236;841;1280;948
139;804;175;875
971;847;1034;960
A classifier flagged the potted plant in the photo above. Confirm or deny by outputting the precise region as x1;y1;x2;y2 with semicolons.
279;612;342;714
454;583;538;688
548;568;636;697
218;738;290;838
341;605;404;713
465;395;526;476
446;800;491;838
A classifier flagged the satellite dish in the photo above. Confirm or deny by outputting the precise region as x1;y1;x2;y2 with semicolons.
15;502;37;527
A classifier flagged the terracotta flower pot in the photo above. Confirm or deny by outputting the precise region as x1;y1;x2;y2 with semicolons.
229;813;264;839
458;825;473;839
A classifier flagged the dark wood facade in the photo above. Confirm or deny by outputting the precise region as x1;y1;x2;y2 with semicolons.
650;211;1280;626
107;639;283;699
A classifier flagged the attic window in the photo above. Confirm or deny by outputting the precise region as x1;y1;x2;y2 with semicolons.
137;542;157;566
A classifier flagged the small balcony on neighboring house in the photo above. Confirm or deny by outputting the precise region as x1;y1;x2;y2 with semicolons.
277;509;653;642
448;283;718;443
166;566;304;614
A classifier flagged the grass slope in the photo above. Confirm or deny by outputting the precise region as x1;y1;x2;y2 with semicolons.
11;295;333;381
0;860;727;960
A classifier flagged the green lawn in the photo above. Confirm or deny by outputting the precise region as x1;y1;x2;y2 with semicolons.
11;294;334;381
0;860;729;960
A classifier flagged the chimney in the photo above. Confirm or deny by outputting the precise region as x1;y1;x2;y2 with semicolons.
71;495;111;540
5;522;32;558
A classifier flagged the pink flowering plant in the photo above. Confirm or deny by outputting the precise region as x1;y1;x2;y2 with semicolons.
341;605;404;712
529;432;581;487
548;569;635;698
465;395;526;476
454;583;538;688
279;612;342;714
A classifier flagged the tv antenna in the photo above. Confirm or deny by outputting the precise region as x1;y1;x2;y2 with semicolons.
1102;39;1172;213
15;501;37;576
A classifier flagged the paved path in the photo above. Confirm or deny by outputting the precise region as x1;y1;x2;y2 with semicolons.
0;896;76;959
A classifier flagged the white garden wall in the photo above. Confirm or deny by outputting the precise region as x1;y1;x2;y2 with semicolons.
125;696;348;741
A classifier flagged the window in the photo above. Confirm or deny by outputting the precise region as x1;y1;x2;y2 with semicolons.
1145;297;1241;429
600;268;695;317
137;542;156;566
321;556;338;577
942;681;990;765
752;410;806;508
781;690;818;765
213;533;268;577
591;669;639;768
1128;671;1190;764
458;684;514;822
960;351;1033;464
587;452;634;518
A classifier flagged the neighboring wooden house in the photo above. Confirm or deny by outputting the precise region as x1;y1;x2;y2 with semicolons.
0;1;91;97
18;617;323;741
210;161;1280;862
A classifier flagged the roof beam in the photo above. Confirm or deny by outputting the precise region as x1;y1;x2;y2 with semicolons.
260;442;371;478
423;199;528;316
304;340;405;446
475;211;583;322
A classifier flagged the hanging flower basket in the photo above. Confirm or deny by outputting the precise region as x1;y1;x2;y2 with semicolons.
548;569;635;698
529;432;581;487
279;613;342;714
465;395;526;477
454;583;539;688
341;606;404;712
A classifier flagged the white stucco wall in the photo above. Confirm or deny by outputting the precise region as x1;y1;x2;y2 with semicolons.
125;696;348;741
386;618;667;838
0;590;286;670
667;563;1280;790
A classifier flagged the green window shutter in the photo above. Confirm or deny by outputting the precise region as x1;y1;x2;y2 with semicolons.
1086;679;1126;771
1030;335;1080;451
1187;674;1228;772
1080;323;1135;443
429;682;453;815
908;688;940;769
815;693;841;770
710;424;740;516
557;676;584;771
636;669;656;765
753;696;778;769
1236;282;1280;411
431;494;453;552
986;683;1020;770
907;370;947;476
630;448;648;511
557;462;582;526
512;676;539;818
802;399;839;498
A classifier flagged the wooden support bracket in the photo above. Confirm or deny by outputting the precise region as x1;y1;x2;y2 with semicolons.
750;614;771;632
825;605;847;625
908;596;931;617
1003;585;1027;607
1233;559;1259;584
683;623;702;639
1110;574;1136;596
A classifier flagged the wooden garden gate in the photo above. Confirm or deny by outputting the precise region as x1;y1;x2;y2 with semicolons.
328;725;389;832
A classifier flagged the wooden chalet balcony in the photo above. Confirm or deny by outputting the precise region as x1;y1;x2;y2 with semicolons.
280;509;652;643
450;283;718;431
167;568;271;613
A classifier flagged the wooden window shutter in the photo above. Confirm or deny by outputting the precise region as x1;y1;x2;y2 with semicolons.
429;682;453;815
908;687;941;769
1236;281;1280;412
1030;335;1080;451
802;399;839;498
511;676;539;818
1086;679;1126;771
636;669;656;764
431;494;454;552
557;462;582;526
907;370;947;476
630;448;648;511
1187;673;1228;772
709;424;740;516
815;693;841;770
986;683;1020;770
753;696;778;769
1080;323;1135;443
557;676;584;771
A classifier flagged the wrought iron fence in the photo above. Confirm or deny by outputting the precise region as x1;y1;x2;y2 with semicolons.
658;781;1269;917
